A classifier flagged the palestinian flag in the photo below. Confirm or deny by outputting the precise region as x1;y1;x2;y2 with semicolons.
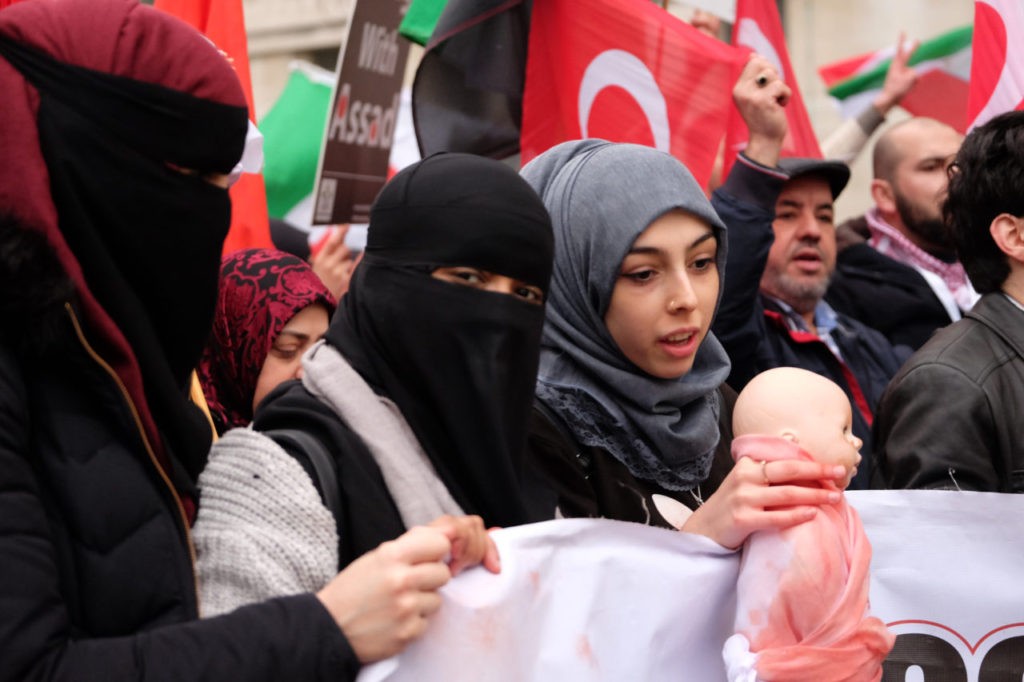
260;61;335;226
818;25;972;132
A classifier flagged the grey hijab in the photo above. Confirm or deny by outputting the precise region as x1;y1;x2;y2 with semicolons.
520;140;731;491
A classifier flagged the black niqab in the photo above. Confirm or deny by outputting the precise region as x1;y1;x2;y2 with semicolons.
0;26;248;482
325;153;554;528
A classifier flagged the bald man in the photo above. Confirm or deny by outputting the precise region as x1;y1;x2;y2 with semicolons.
875;110;1024;492
826;117;976;350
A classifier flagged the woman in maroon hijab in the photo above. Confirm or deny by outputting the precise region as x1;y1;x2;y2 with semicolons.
0;0;494;679
197;248;336;435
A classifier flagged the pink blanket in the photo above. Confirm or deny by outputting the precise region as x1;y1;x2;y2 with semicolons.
725;435;894;682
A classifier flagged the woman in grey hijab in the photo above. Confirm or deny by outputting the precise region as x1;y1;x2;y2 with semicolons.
521;140;843;549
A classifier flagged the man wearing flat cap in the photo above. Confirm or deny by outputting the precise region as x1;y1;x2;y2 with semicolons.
711;58;908;490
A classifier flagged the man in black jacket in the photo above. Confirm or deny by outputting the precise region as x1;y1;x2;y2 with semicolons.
711;56;908;490
827;117;973;350
874;110;1024;492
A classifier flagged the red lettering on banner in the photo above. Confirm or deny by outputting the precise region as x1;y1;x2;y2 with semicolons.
883;621;1024;680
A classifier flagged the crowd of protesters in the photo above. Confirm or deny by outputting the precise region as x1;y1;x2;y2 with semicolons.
2;0;1023;680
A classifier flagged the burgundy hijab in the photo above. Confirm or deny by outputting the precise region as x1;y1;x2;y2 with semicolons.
198;249;335;434
0;0;248;489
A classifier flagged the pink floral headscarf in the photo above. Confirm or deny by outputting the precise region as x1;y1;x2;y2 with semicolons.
197;248;335;433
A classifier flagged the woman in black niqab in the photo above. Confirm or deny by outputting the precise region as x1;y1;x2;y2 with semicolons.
0;0;248;509
254;152;554;558
331;153;553;526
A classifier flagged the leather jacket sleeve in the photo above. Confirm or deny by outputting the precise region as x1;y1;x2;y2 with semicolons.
874;362;999;491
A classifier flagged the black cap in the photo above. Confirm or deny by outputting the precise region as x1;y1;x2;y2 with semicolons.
777;157;851;200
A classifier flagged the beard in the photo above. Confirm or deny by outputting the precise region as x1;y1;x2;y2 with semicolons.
895;192;953;253
760;259;831;316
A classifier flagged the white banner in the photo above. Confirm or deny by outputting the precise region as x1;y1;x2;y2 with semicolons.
359;491;1024;682
852;490;1024;680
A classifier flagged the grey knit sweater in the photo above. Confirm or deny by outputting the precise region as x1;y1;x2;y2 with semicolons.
193;427;338;617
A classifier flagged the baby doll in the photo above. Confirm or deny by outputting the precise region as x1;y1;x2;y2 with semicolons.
722;367;894;682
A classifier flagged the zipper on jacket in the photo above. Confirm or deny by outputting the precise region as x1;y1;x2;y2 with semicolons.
65;303;202;610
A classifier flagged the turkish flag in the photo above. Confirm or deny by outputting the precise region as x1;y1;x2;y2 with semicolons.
723;0;821;176
967;0;1024;130
520;0;745;189
154;0;271;253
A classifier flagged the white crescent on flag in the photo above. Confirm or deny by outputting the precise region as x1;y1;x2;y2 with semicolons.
521;0;746;185
577;49;671;153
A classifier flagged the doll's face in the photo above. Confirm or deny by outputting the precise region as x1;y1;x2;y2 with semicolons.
734;368;863;488
795;384;863;488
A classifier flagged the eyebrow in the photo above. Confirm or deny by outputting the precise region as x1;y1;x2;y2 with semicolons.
917;154;954;166
276;330;312;343
777;198;834;212
628;231;717;255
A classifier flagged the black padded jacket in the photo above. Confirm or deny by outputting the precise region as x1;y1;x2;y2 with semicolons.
0;306;357;681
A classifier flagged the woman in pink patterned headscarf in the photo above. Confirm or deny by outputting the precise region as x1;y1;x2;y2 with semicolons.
197;248;336;435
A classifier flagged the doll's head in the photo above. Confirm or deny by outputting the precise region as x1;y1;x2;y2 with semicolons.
734;367;862;488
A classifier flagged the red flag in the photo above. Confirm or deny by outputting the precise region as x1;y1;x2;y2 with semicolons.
967;0;1024;130
154;0;271;253
723;0;821;174
520;0;745;189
